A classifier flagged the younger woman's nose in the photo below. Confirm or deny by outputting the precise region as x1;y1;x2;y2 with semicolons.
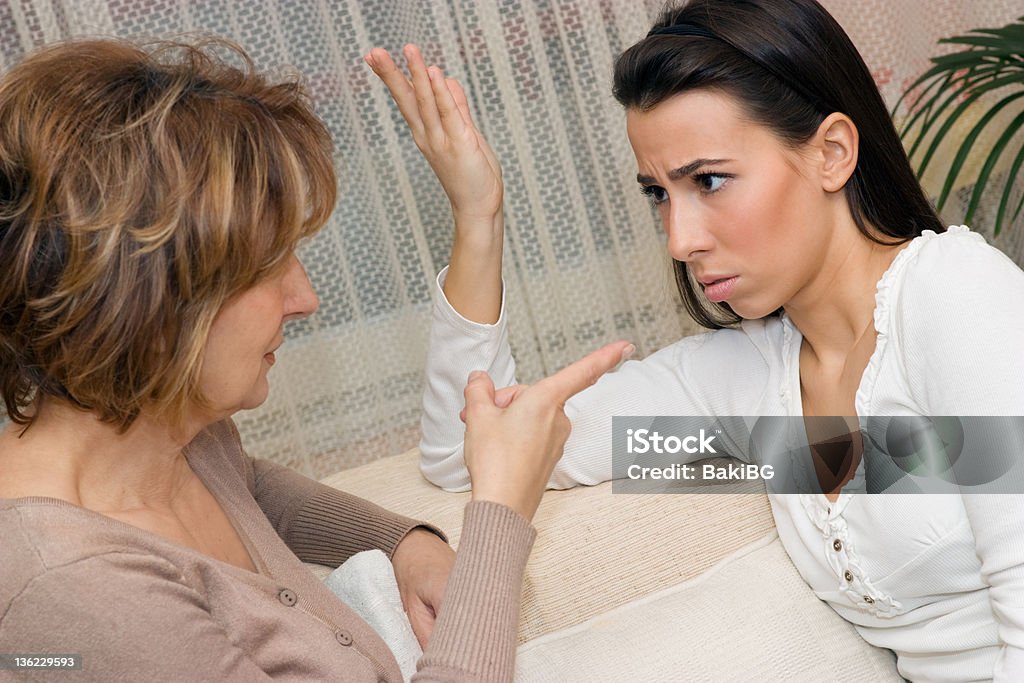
664;206;714;262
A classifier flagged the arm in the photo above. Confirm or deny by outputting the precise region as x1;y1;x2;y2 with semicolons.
899;230;1024;681
413;502;535;682
419;266;517;490
250;455;445;566
217;417;452;647
420;278;707;490
421;273;774;490
415;339;631;681
367;46;768;493
365;44;504;328
962;495;1024;682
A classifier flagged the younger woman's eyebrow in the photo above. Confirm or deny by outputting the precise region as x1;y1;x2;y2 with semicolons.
636;158;734;185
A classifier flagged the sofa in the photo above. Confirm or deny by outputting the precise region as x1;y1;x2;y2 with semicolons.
312;449;906;682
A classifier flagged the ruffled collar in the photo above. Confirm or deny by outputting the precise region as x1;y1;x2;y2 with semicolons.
779;225;972;509
780;225;972;416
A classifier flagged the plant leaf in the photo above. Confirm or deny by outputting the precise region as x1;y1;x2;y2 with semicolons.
901;68;1003;158
938;35;1024;52
897;16;1024;235
900;64;1005;139
936;90;1024;211
910;72;1024;177
915;90;992;178
994;141;1024;235
964;108;1024;224
892;68;949;124
971;25;1024;42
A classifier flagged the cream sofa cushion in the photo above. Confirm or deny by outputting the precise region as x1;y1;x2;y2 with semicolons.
319;449;903;680
320;449;777;642
514;534;902;682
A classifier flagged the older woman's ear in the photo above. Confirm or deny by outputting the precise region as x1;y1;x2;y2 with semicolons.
815;112;860;193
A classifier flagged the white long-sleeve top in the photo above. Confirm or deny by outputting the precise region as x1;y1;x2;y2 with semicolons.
420;226;1024;682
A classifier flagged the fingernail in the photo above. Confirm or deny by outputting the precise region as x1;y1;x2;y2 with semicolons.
620;344;636;362
468;370;484;382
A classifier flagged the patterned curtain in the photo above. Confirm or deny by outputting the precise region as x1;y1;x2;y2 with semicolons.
1;0;1021;477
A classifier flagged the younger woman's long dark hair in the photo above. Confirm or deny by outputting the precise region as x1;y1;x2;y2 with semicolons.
613;0;944;329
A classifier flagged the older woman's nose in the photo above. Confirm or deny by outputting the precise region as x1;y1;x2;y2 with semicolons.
283;255;320;320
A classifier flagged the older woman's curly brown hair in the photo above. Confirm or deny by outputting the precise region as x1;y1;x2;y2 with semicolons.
0;37;337;430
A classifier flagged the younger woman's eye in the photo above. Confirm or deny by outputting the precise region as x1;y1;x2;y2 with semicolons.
694;173;729;194
640;185;668;205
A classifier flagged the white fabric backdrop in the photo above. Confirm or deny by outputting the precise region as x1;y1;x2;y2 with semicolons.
1;0;1021;477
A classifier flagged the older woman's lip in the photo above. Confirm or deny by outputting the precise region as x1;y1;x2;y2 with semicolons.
264;352;276;366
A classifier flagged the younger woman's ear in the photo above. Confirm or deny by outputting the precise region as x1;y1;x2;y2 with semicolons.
815;112;859;193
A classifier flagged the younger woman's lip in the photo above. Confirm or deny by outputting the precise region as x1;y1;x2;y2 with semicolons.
264;352;276;366
702;276;738;303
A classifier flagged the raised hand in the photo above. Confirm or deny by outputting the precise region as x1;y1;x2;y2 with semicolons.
365;44;504;324
462;341;635;520
364;45;502;224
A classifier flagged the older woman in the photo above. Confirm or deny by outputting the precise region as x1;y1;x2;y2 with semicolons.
0;38;630;681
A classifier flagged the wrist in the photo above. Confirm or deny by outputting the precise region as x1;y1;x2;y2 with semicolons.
452;213;503;250
470;486;540;523
392;526;448;562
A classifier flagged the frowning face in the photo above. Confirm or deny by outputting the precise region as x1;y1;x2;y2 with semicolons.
627;90;837;320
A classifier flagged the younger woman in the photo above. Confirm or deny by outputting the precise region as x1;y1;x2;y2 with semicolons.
367;0;1024;680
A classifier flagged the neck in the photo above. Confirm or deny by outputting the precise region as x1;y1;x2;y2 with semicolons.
0;400;212;512
783;218;909;365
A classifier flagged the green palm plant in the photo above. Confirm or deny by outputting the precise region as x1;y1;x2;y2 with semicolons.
894;15;1024;236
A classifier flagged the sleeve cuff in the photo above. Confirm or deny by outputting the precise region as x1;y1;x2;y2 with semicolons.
417;501;536;679
287;486;448;567
433;265;508;336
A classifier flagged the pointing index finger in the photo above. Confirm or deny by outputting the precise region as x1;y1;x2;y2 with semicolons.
534;341;635;405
